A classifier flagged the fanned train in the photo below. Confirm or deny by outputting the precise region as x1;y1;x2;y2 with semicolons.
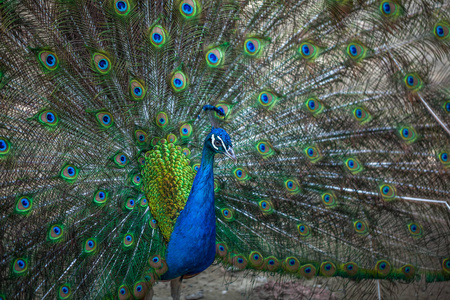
0;0;449;299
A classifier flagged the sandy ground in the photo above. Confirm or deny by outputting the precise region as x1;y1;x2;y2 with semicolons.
151;265;450;300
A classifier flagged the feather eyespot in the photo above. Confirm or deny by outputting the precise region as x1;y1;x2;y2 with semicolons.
398;125;417;144
297;224;311;237
305;97;324;116
344;157;363;174
434;22;449;40
285;179;300;194
166;133;177;144
249;251;264;267
0;137;11;156
182;148;191;157
320;261;336;277
257;91;277;109
123;234;134;247
380;1;401;19
94;189;108;205
38;51;59;71
299;264;316;279
180;0;199;18
321;192;337;208
206;48;225;67
125;198;136;210
156;112;169;128
192;163;200;172
150;25;167;47
15;196;33;214
352;106;372;124
438;151;449;166
354;220;368;235
149;255;162;269
215;103;231;119
180;123;193;138
135;130;148;145
256;140;274;157
232;255;248;269
244;38;263;57
49;224;64;241
171;71;188;92
284;257;300;272
149;218;158;229
114;152;128;168
133;281;147;298
444;101;450;113
379;183;396;201
130;80;146;100
220;208;235;221
140;197;147;207
96;112;114;128
131;173;141;186
114;0;130;16
60;164;79;181
375;260;391;277
216;242;228;257
400;264;415;279
13;258;28;275
342;262;359;276
138;156;145;166
258;199;274;214
264;256;280;271
443;258;450;273
92;53;112;74
38;110;59;126
84;238;97;254
58;284;71;299
299;41;319;60
346;42;367;61
404;73;423;92
407;223;423;238
304;146;322;163
118;285;130;300
233;168;249;181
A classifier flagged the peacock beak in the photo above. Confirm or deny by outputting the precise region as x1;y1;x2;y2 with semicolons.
224;147;237;163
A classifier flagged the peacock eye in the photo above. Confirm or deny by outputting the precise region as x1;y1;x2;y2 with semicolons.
398;125;417;143
404;73;423;92
38;51;59;71
61;164;79;181
434;22;449;40
305;97;324;116
115;0;130;15
38;110;59;126
299;41;319;60
346;42;367;61
379;1;401;19
206;48;225;67
130;80;145;100
96;112;114;128
59;284;71;299
171;71;188;92
150;25;167;47
180;0;198;18
92;53;112;74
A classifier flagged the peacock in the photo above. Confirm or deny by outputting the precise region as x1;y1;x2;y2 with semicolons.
0;0;449;299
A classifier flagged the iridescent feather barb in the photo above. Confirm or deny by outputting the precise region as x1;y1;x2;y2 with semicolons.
0;0;449;300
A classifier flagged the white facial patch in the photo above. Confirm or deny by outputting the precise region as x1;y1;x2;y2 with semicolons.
211;134;219;150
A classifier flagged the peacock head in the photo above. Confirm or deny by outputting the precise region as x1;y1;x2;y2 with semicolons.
206;127;236;163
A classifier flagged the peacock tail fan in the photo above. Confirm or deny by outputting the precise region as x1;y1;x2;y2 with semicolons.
0;0;449;299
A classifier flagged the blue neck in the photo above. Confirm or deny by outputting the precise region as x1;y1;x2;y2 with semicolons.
162;144;217;279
